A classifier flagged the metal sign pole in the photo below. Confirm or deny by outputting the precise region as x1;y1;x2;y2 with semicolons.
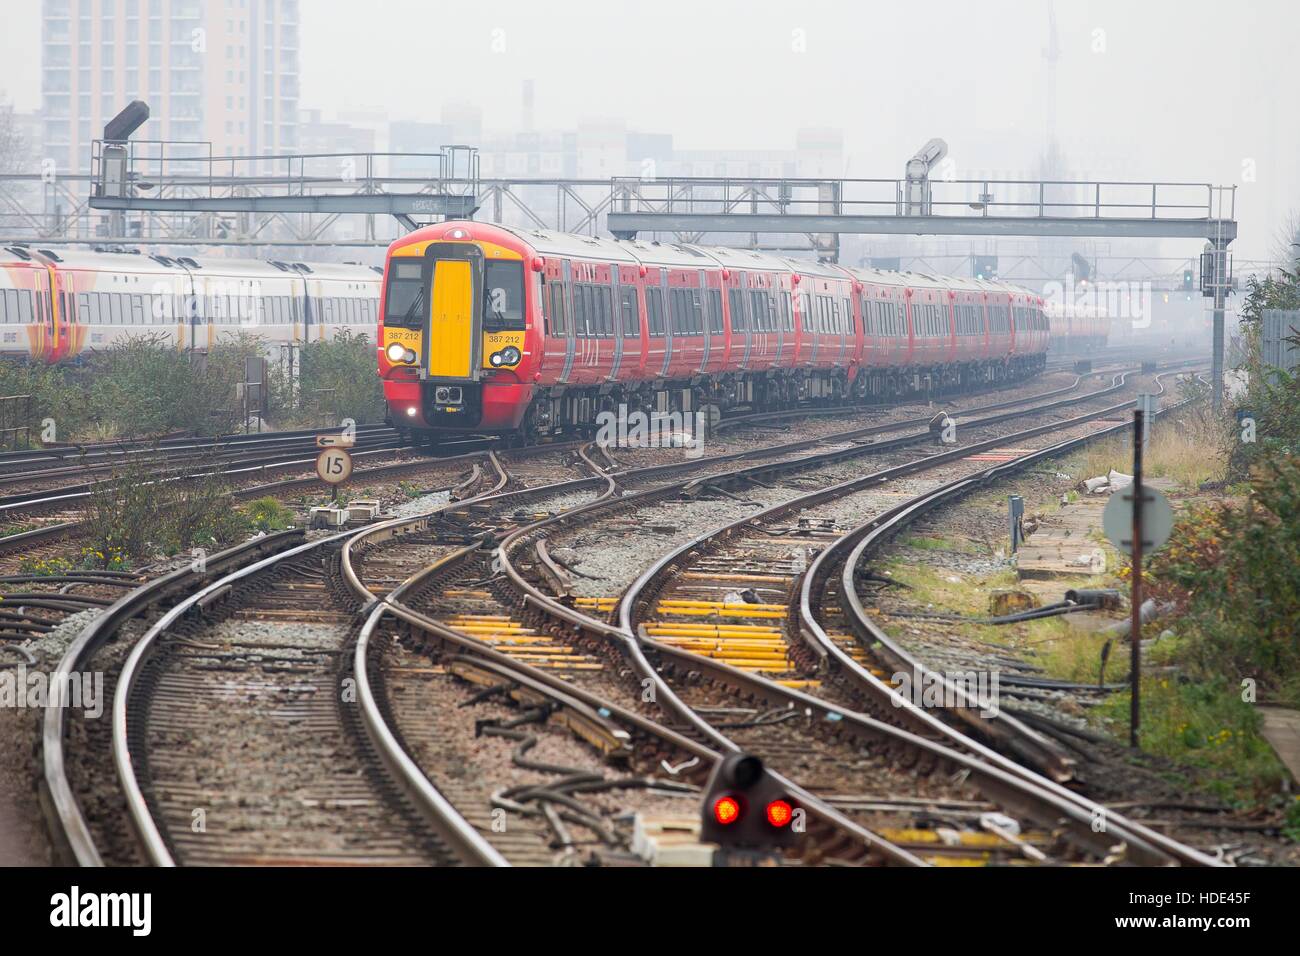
1129;409;1144;748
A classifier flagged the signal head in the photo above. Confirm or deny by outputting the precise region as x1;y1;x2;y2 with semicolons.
765;799;793;828
713;795;742;826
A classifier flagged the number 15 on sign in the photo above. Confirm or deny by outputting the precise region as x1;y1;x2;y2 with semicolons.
316;447;353;502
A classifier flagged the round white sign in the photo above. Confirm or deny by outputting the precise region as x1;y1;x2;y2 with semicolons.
316;447;353;485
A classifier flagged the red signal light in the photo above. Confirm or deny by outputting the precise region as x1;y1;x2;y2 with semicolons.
713;795;742;825
765;799;793;828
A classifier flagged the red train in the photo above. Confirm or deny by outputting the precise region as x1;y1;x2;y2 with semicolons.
1046;301;1111;355
378;222;1050;442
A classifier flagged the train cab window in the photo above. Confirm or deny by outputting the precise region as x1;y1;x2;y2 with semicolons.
620;287;639;336
483;260;526;333
384;259;425;329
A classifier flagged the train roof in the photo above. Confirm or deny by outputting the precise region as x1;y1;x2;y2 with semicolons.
25;248;181;275
692;245;799;273
517;229;642;264
2;247;382;281
290;260;384;279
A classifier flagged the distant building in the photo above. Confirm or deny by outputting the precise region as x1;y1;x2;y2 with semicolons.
299;108;374;157
40;0;301;175
389;120;453;180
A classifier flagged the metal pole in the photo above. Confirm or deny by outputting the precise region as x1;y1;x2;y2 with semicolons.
1008;495;1024;552
1129;409;1144;748
1211;240;1226;411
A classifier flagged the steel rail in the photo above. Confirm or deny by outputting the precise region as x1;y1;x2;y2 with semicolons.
41;530;303;866
338;446;927;864
803;370;1224;868
495;366;1213;865
374;546;927;866
110;455;515;867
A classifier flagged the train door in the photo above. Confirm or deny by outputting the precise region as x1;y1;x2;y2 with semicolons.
419;241;483;381
697;270;710;374
301;279;314;344
769;283;780;366
617;268;642;378
658;272;673;378
34;267;54;360
558;260;576;383
187;273;204;352
609;269;624;380
730;281;751;371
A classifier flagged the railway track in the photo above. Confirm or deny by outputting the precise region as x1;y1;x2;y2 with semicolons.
46;448;912;866
482;367;1221;865
37;367;1210;867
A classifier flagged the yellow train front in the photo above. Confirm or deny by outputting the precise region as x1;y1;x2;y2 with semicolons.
378;223;536;440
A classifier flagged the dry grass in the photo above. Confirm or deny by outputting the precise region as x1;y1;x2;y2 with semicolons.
1073;414;1227;490
1029;619;1118;684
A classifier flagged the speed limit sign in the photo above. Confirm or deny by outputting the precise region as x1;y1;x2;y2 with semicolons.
316;447;353;484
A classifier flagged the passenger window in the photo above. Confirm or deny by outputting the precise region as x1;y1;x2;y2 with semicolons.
728;289;745;333
621;287;638;336
599;286;612;336
646;287;664;336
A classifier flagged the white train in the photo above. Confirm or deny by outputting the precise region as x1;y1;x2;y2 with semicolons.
0;246;381;362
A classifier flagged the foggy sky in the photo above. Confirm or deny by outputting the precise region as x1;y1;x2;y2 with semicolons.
2;0;1297;260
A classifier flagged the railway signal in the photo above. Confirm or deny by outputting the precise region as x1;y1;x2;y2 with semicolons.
700;752;802;864
973;255;998;280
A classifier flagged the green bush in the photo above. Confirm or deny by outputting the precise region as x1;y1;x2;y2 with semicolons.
274;329;384;427
1148;454;1300;703
1228;260;1300;479
241;496;297;532
1094;676;1287;805
79;453;253;562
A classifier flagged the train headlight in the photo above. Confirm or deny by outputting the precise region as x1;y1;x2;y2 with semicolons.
386;342;407;363
489;346;522;367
